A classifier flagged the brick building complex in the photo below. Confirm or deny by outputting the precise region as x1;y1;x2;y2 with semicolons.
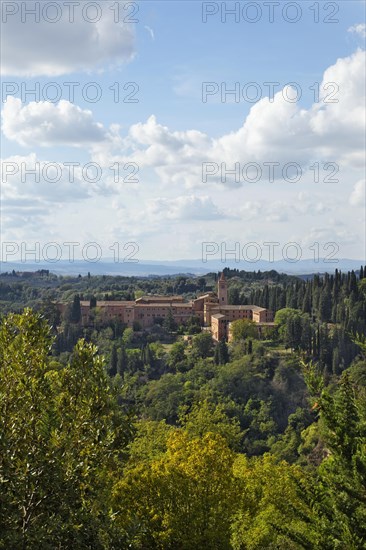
208;274;274;340
62;273;274;341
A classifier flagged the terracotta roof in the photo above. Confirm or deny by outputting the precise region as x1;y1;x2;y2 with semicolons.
135;303;193;308
80;300;194;308
136;295;184;302
80;301;134;307
194;292;216;300
210;305;267;311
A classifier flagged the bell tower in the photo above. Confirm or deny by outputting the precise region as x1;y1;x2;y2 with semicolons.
218;272;228;305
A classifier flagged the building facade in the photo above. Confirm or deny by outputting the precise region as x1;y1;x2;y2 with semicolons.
61;273;274;341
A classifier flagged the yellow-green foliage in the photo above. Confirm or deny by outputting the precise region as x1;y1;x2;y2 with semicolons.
113;430;237;549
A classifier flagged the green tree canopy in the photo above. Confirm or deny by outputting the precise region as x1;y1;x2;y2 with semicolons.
0;309;132;549
191;332;214;358
230;319;258;342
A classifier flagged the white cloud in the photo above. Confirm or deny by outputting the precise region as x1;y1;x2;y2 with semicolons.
234;201;262;220
144;26;155;40
2;48;365;258
91;50;365;188
2;1;135;76
295;192;331;215
309;49;366;162
349;179;365;206
4;50;364;192
108;194;227;228
348;24;366;39
299;224;357;249
148;195;226;221
0;152;120;238
2;97;107;147
1;153;96;204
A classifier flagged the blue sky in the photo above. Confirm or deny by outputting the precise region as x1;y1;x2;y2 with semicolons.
1;1;365;264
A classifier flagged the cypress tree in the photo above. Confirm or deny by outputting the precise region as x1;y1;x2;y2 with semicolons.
247;339;253;354
214;338;229;365
302;283;312;314
69;295;81;324
117;344;128;376
109;344;118;376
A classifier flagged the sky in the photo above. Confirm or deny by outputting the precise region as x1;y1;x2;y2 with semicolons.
1;0;365;266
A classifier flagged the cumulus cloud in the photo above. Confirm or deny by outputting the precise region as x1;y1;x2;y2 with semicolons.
1;153;98;204
91;49;365;188
2;48;364;253
4;50;364;191
2;1;136;76
349;179;365;206
348;24;366;39
0;151;121;237
148;195;226;221
309;49;366;161
295;192;331;215
2;98;107;147
109;194;228;226
0;153;77;235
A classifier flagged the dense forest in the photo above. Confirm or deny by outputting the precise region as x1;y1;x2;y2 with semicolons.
0;267;365;549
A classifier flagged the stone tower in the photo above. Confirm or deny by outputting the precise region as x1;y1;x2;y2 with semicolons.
218;272;228;305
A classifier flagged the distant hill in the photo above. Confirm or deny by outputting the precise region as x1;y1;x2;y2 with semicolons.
1;257;364;277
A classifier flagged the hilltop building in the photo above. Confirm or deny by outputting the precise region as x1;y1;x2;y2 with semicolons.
59;273;274;341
